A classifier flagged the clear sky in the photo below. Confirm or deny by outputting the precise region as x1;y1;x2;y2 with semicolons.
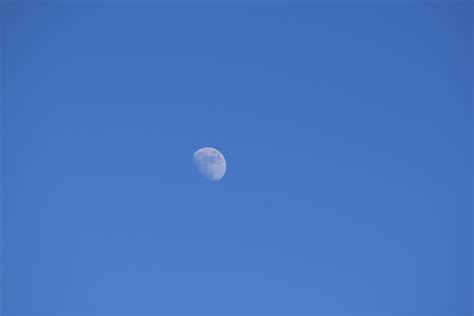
1;1;472;315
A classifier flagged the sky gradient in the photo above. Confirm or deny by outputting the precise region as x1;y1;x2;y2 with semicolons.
1;1;472;315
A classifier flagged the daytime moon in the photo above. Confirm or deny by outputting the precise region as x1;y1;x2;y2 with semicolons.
193;147;226;181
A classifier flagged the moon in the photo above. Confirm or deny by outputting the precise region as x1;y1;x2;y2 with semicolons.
193;147;226;181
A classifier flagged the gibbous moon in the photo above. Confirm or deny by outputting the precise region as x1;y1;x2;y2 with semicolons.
193;147;226;181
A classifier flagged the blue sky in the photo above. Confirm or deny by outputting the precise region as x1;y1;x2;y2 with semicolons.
1;1;472;315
